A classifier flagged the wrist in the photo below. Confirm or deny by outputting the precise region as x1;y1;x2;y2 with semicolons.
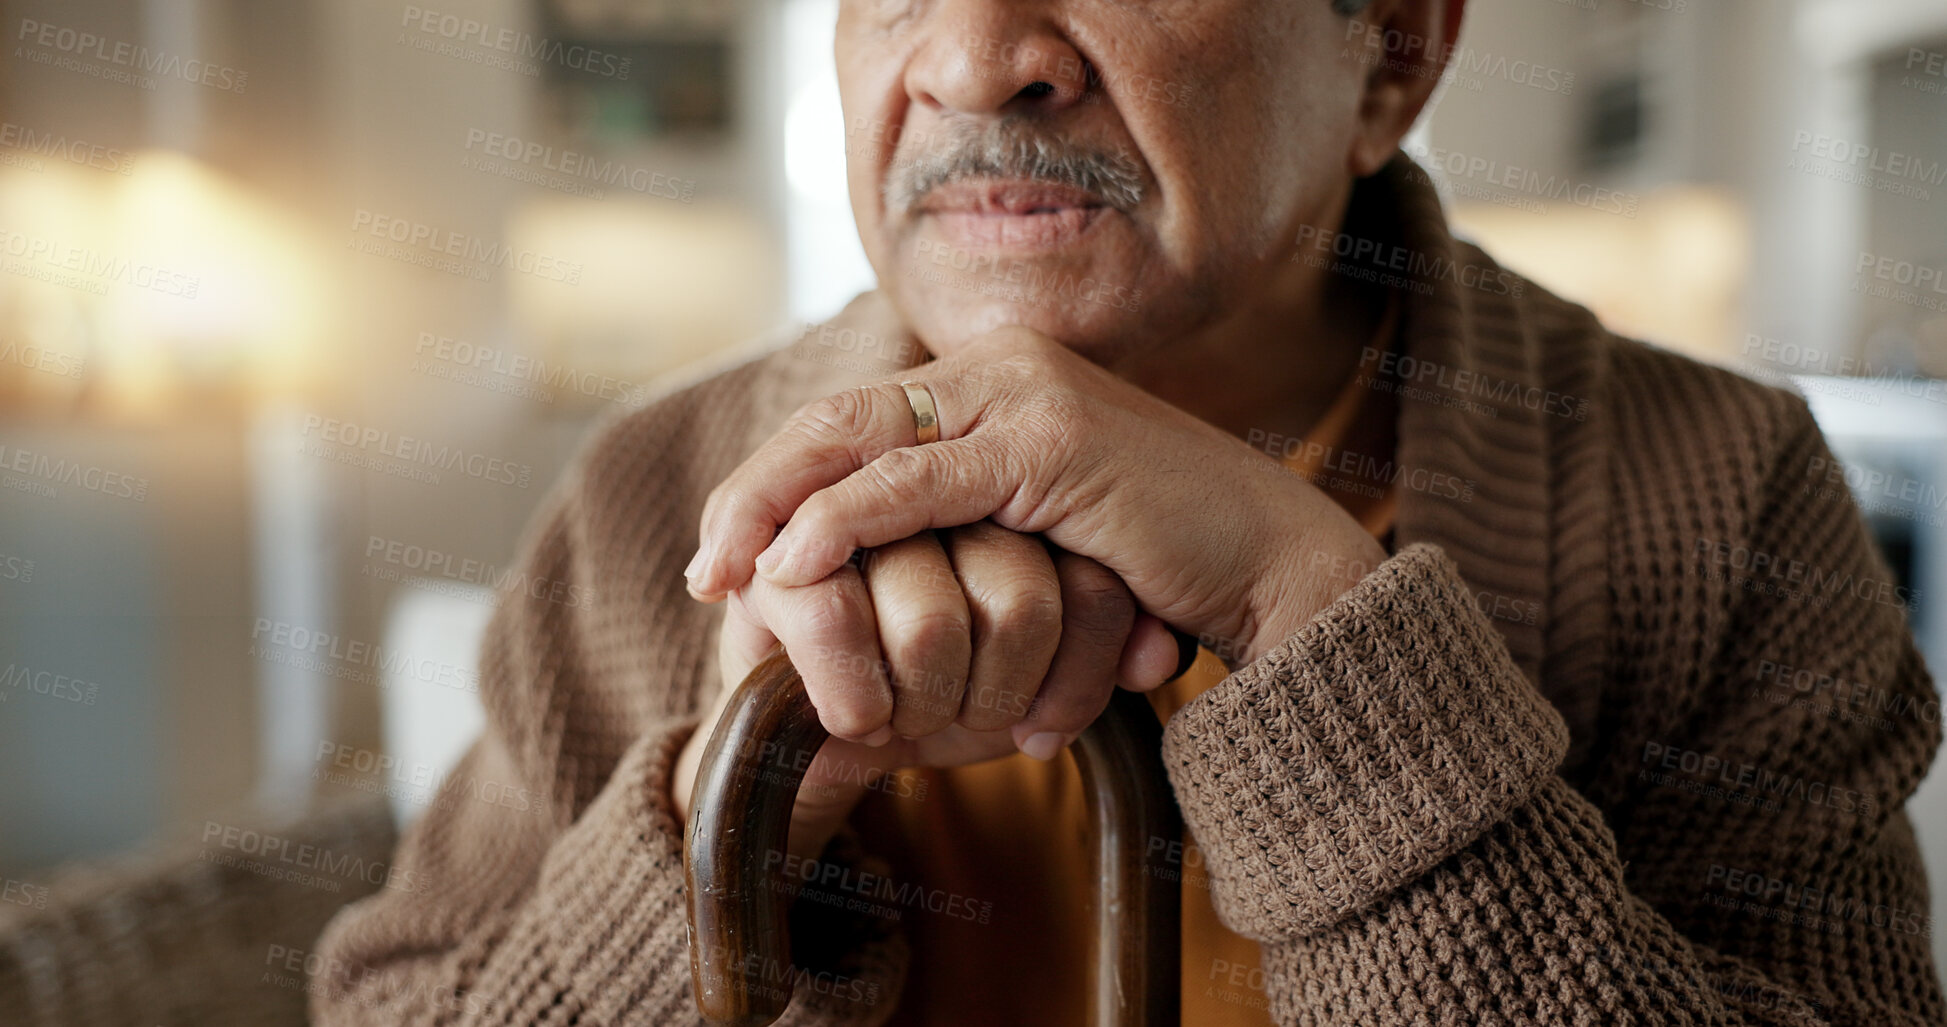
1242;522;1387;666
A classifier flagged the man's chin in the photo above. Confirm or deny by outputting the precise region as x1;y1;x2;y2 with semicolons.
889;281;1149;362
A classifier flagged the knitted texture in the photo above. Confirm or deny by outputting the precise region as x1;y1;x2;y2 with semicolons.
307;155;1946;1025
0;797;396;1027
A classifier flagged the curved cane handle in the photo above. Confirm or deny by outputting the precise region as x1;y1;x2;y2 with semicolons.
684;646;1182;1026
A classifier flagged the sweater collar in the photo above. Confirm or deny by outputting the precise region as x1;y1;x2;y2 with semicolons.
1354;154;1555;689
1359;154;1610;778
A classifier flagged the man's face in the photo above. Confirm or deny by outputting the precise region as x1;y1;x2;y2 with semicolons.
836;0;1373;363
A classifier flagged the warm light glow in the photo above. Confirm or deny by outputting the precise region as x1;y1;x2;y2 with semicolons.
0;151;327;416
109;151;327;405
1446;187;1750;363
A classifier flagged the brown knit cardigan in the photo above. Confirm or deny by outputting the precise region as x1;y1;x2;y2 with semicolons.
310;156;1947;1025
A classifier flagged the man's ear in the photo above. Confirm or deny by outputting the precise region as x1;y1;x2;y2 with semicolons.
1343;0;1468;177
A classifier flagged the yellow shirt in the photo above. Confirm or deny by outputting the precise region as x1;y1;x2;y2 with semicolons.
851;317;1400;1024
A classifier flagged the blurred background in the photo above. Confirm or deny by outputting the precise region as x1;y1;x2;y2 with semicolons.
2;0;1946;1019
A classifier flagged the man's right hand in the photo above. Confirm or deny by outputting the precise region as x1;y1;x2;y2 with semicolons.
671;520;1184;862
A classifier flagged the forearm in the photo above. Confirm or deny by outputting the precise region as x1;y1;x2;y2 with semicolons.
1163;543;1943;1024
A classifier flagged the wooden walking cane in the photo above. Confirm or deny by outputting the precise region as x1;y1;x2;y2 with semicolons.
685;644;1183;1026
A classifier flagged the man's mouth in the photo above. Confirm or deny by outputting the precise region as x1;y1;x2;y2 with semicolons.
915;180;1110;250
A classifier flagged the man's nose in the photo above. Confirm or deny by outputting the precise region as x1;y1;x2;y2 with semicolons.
904;3;1090;117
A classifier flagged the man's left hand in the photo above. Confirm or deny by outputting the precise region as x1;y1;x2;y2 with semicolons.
685;326;1388;667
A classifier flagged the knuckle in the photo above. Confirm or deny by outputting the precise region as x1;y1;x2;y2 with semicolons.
819;700;886;740
987;589;1064;643
795;584;872;642
802;648;890;738
704;480;755;524
884;611;969;731
886;605;973;661
792;387;872;443
1062;567;1135;640
992;351;1046;389
869;445;931;492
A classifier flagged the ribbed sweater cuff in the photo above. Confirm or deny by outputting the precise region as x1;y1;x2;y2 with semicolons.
1160;542;1570;939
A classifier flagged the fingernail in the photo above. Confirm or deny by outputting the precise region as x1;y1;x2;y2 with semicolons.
1020;732;1067;761
862;725;895;748
683;548;708;583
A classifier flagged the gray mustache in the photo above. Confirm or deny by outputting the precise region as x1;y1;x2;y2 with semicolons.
883;118;1146;215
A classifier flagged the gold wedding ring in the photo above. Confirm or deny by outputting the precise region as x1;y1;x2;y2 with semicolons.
900;381;940;445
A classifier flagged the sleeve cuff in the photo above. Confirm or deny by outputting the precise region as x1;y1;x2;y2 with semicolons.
1159;542;1569;939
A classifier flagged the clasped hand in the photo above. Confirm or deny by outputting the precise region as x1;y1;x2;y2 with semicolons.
672;326;1385;858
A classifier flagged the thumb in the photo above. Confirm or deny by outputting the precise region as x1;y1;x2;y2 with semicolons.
1117;614;1195;692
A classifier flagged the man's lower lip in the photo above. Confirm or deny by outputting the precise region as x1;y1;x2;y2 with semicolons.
924;207;1107;250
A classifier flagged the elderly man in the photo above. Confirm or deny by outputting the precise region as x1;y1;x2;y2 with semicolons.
314;0;1945;1023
